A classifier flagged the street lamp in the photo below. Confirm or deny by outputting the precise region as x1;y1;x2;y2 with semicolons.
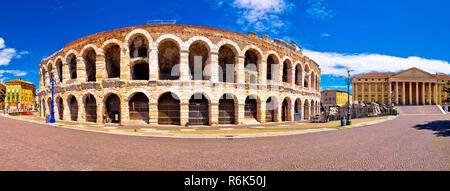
45;73;57;123
345;68;352;125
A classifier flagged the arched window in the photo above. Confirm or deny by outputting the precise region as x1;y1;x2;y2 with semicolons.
105;94;120;123
129;92;149;123
189;93;209;125
218;45;237;83
244;49;260;84
131;61;149;80
83;49;97;82
158;40;180;80
267;55;279;81
129;35;148;58
189;41;210;80
105;44;121;78
85;94;97;123
158;92;180;125
67;54;77;79
218;94;236;124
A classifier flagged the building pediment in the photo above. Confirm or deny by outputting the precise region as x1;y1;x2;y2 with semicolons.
390;67;437;79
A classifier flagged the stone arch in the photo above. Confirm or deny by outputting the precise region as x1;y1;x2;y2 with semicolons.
218;93;237;124
244;48;262;84
281;96;292;121
55;57;63;83
56;96;64;120
83;93;97;123
294;97;302;117
128;92;149;123
282;58;293;83
245;94;260;122
267;53;280;81
188;93;210;125
218;44;238;83
158;92;181;125
304;64;310;88
67;94;78;121
216;39;241;54
103;41;122;78
66;53;77;80
158;38;180;80
311;71;316;90
47;62;54;83
127;32;150;59
81;47;97;82
186;36;217;52
104;93;121;123
303;99;310;120
188;40;211;80
295;63;303;86
265;96;279;123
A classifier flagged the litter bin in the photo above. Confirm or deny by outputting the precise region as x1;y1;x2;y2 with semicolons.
341;117;346;126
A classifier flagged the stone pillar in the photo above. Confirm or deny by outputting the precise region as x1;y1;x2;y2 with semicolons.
180;103;189;126
300;101;304;120
428;82;432;105
416;82;419;105
179;50;190;81
388;81;392;104
96;49;106;81
237;56;245;84
259;101;266;124
352;83;356;101
368;82;371;102
260;59;267;85
149;47;158;81
434;82;438;105
375;82;378;103
149;103;158;125
422;82;425;105
97;99;103;124
210;102;219;126
409;81;412;105
120;96;128;125
78;97;85;122
362;82;365;102
62;60;70;84
77;57;87;82
395;81;399;104
402;82;405;105
210;52;219;83
63;98;71;121
120;45;131;80
381;82;385;104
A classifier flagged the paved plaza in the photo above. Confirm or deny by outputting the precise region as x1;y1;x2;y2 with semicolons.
0;113;448;170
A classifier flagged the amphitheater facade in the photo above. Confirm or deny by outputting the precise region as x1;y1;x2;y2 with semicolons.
38;24;321;126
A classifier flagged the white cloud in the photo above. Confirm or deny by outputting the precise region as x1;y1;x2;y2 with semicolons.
0;37;29;66
219;0;293;34
0;70;28;77
306;0;334;21
321;33;330;37
0;48;17;66
303;49;450;76
0;38;5;49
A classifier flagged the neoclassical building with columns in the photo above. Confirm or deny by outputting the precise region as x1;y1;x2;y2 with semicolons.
38;24;321;126
352;67;450;105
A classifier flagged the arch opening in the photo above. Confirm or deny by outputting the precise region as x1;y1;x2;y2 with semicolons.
245;95;258;121
85;94;97;123
158;92;180;125
267;55;279;81
303;100;310;120
189;41;210;80
105;44;121;78
56;60;63;83
69;96;78;121
129;92;149;123
266;97;277;122
295;64;302;86
218;94;235;124
158;40;180;80
84;49;97;82
189;93;209;125
244;50;260;84
105;94;120;123
218;45;237;83
281;99;289;121
57;97;64;120
68;55;77;79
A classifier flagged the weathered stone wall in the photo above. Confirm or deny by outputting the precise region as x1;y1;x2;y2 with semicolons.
38;24;322;126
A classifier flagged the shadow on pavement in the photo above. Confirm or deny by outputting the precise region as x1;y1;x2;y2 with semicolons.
413;120;450;137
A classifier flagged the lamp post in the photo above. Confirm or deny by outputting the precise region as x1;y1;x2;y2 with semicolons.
345;68;352;125
45;73;57;123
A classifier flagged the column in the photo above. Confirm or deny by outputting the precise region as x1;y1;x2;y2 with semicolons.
148;47;158;81
402;82;405;105
428;82;432;105
210;102;219;126
362;82;365;103
375;82;378;103
388;81;392;104
120;45;130;80
395;81;399;104
416;81;419;105
381;82;385;104
409;81;412;105
422;82;425;105
368;82;371;102
210;52;219;83
353;83;356;101
180;102;189;126
149;103;158;125
179;50;190;81
434;82;438;105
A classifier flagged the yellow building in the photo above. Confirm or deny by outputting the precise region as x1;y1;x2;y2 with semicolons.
5;78;36;110
352;67;450;105
0;80;5;110
321;89;352;106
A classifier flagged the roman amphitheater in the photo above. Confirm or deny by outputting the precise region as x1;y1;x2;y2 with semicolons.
38;24;321;126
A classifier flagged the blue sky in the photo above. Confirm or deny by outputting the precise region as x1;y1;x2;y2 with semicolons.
1;0;449;93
